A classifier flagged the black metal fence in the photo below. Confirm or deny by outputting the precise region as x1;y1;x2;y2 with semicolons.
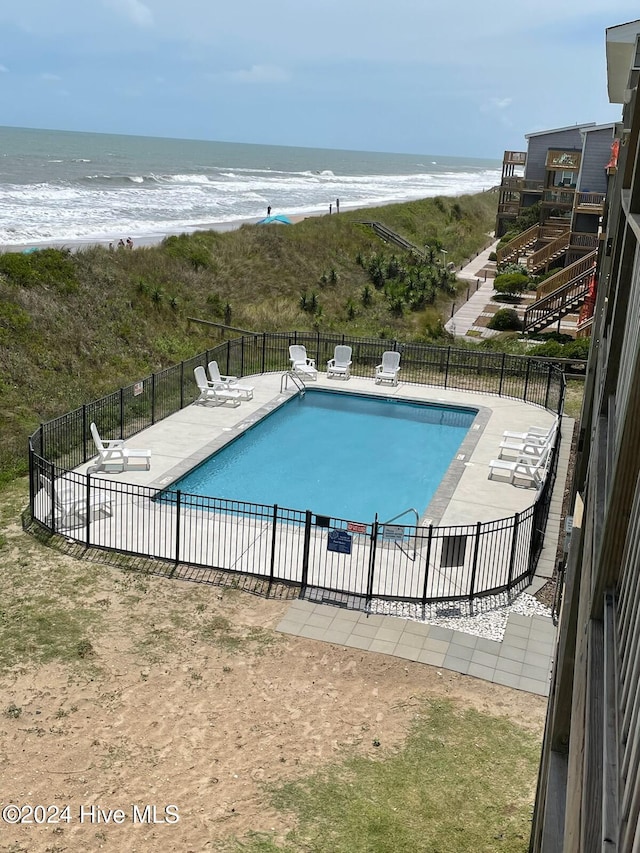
28;332;564;609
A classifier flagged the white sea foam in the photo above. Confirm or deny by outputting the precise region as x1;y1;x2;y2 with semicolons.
0;133;501;247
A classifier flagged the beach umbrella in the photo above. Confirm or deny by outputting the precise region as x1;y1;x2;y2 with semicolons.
257;214;292;225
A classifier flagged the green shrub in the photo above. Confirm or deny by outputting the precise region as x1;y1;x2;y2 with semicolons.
488;251;497;262
529;338;591;360
0;249;78;292
488;308;522;331
493;272;529;297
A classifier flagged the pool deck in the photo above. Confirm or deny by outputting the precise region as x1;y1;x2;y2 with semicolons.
77;371;569;696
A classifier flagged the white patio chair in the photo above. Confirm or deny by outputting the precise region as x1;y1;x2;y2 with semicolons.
375;351;401;385
289;345;317;380
326;345;352;380
502;419;558;444
498;422;558;460
208;361;254;400
90;422;151;473
488;446;551;489
207;360;238;385
39;473;112;528
194;366;242;407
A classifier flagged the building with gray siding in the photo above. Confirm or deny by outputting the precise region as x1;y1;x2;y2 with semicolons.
530;17;640;852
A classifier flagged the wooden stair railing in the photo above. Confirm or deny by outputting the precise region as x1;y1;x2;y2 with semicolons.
524;263;595;334
355;221;425;256
496;224;540;265
526;231;571;274
535;251;598;300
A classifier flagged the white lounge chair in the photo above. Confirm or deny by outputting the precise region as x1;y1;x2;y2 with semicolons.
208;361;254;400
39;473;112;528
375;351;401;385
502;420;558;444
289;345;317;380
488;446;551;489
498;423;557;460
90;422;151;473
327;345;352;380
194;366;242;407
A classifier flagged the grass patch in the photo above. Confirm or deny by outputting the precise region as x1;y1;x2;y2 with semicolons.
563;380;584;421
0;479;103;674
226;699;539;853
0;593;99;672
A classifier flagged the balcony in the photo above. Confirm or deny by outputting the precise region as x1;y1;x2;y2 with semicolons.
541;188;575;209
497;202;520;216
499;177;545;192
569;232;599;251
574;192;606;214
503;151;527;165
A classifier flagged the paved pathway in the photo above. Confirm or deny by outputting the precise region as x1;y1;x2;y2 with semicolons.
277;602;556;695
445;240;500;339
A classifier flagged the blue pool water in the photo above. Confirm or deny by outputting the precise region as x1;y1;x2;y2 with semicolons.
168;391;476;521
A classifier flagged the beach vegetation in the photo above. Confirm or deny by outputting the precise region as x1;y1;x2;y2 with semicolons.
0;192;496;481
488;308;522;332
493;272;529;298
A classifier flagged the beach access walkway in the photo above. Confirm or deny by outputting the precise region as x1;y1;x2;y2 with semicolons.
445;239;501;339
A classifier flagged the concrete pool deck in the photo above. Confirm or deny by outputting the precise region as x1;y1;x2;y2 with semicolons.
75;371;569;695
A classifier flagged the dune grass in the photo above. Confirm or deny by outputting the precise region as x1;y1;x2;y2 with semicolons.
0;193;496;482
225;698;539;853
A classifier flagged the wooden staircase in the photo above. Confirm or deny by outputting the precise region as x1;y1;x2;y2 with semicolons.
525;231;571;274
523;252;597;334
497;223;572;273
355;221;425;256
496;224;540;265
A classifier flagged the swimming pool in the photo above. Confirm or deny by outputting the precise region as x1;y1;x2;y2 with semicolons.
166;390;476;521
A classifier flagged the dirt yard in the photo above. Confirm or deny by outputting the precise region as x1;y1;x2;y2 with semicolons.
0;482;548;853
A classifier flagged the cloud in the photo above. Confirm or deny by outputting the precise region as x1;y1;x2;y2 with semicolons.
41;72;61;81
491;97;513;110
104;0;153;28
225;64;290;84
0;64;8;73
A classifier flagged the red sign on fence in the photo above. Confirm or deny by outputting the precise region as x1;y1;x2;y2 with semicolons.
347;522;367;534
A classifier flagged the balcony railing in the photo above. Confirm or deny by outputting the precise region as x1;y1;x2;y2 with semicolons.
569;232;599;250
503;151;527;165
499;177;544;192
541;189;575;208
497;203;520;216
574;192;606;212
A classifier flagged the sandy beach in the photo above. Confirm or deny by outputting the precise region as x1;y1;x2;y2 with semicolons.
2;199;384;254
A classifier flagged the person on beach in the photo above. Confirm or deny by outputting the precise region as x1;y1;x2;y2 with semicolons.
267;205;271;216
336;198;340;214
126;237;134;249
117;238;125;248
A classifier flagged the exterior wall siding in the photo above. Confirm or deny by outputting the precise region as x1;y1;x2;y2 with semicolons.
525;129;584;181
579;128;615;193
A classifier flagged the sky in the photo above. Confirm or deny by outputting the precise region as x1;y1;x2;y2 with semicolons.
0;1;638;159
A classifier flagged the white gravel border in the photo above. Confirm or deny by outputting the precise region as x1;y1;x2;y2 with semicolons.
369;591;552;641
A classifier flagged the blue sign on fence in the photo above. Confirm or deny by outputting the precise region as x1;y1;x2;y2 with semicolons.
327;529;352;555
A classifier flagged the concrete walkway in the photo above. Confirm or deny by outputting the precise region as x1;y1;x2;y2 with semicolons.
277;602;556;695
445;239;501;339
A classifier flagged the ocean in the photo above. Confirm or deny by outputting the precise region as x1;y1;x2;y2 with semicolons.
0;126;501;249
